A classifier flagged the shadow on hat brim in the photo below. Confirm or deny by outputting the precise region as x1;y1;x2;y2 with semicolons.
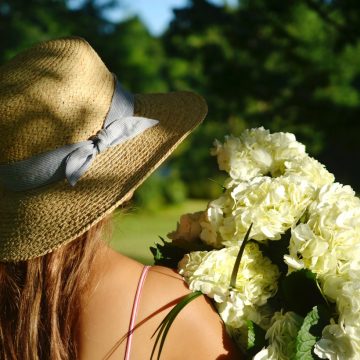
0;91;207;261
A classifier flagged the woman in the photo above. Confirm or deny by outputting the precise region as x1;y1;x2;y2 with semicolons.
0;37;240;359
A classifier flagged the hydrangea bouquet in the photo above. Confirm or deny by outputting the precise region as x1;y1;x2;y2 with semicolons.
150;127;360;360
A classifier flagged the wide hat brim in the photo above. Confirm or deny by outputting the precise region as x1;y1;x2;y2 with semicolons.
0;91;207;261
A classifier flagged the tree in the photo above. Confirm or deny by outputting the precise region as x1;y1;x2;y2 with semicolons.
0;0;72;62
2;0;360;199
163;0;360;192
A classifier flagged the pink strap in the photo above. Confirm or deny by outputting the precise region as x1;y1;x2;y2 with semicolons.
124;265;151;360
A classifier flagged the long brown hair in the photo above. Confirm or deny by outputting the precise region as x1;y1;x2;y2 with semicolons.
0;217;111;360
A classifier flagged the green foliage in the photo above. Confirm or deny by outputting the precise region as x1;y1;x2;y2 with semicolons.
0;0;71;62
295;305;331;360
134;172;168;211
134;170;188;211
150;236;211;268
163;0;360;192
2;0;360;200
101;17;168;93
150;237;188;268
230;223;253;289
246;320;267;357
163;175;188;205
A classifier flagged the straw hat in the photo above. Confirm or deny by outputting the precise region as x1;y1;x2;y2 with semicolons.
0;37;207;261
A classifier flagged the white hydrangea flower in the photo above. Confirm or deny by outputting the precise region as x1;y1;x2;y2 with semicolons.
314;320;356;360
337;279;360;327
285;183;360;276
318;272;360;357
322;271;360;320
308;182;360;217
284;183;360;358
199;194;229;248
284;223;334;274
212;135;265;182
284;156;334;188
201;175;315;247
178;242;280;328
211;127;306;185
201;128;334;248
264;311;303;360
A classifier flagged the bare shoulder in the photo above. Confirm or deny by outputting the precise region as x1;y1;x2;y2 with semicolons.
133;265;242;359
78;250;241;359
77;249;145;360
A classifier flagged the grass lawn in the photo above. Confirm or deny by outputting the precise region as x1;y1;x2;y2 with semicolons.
110;199;208;264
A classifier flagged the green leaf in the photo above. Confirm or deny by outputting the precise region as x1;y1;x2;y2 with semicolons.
295;305;331;360
150;291;203;360
149;237;193;267
246;320;267;357
281;269;328;317
207;177;226;191
150;237;211;267
230;223;253;289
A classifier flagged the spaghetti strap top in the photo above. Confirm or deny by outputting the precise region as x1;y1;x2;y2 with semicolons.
124;265;151;360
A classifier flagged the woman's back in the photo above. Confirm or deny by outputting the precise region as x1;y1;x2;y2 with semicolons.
78;249;240;359
0;37;240;359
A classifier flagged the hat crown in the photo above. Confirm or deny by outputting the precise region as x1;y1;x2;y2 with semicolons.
0;37;114;164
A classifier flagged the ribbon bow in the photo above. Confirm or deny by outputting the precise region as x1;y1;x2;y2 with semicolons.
65;116;158;186
0;80;159;191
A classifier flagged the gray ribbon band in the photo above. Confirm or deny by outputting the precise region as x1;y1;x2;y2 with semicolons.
0;80;158;191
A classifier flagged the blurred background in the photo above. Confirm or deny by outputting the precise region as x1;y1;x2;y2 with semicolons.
2;0;360;263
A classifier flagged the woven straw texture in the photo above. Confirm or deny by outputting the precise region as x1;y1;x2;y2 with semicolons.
0;37;207;261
